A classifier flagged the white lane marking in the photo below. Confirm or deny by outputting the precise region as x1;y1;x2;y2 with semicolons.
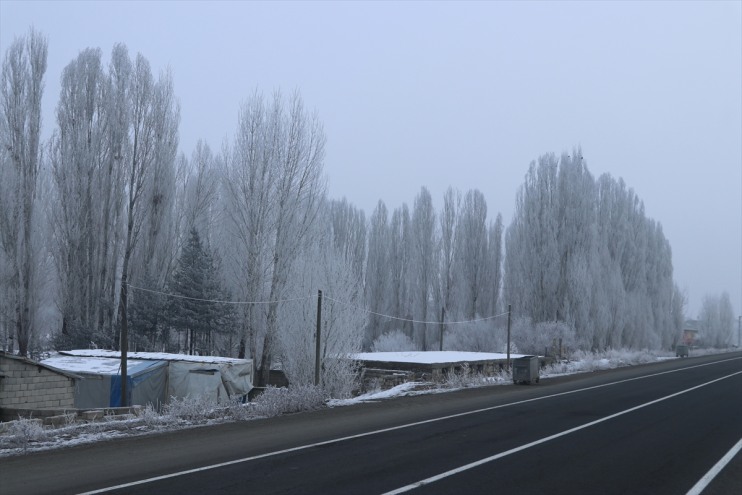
685;437;742;495
383;370;742;495
78;357;742;494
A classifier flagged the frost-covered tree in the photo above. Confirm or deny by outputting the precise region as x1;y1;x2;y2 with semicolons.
0;28;48;356
388;204;413;338
364;200;390;346
411;187;437;349
116;52;179;404
554;153;597;343
504;154;560;323
699;292;735;347
133;71;179;289
47;43;178;356
180;140;219;246
50;46;115;347
456;189;488;319
329;198;366;280
221;92;274;362
511;318;578;356
504;150;678;351
276;207;366;398
483;213;504;316
439;187;460;321
222;90;326;386
669;284;686;348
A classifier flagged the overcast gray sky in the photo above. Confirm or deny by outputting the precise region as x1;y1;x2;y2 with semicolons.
2;0;740;319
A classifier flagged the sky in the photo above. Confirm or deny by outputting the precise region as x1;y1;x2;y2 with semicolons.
1;0;740;320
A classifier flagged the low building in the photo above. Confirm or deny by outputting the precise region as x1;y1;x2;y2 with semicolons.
43;350;254;407
350;351;551;389
40;355;168;409
0;351;80;422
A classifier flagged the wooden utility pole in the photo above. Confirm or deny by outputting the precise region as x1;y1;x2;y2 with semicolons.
506;304;512;369
439;307;445;351
119;277;129;407
315;290;322;386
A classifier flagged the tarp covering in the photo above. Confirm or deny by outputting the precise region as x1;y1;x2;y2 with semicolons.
53;350;254;403
41;356;168;409
167;362;228;403
110;360;168;408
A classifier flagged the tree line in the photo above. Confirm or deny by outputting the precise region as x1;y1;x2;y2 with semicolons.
3;29;733;390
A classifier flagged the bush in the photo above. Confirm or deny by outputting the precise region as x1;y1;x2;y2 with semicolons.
252;385;325;418
162;394;218;422
443;319;508;352
139;403;168;427
371;329;418;352
512;318;579;355
223;396;252;421
8;417;46;452
441;363;511;389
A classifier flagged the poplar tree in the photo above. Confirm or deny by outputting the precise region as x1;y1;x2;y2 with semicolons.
0;28;48;356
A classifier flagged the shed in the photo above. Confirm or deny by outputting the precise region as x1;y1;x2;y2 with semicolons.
57;350;253;401
352;351;529;380
41;355;168;409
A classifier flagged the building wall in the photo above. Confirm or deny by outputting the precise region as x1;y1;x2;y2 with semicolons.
0;355;76;410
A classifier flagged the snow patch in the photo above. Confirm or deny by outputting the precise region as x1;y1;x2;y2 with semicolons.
352;351;526;364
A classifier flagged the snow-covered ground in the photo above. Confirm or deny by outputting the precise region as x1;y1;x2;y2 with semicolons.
1;348;734;457
352;351;525;363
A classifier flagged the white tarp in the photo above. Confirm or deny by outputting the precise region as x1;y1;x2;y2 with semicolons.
41;356;168;409
57;350;253;401
167;361;228;402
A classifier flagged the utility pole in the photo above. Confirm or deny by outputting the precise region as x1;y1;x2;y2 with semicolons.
439;307;445;351
119;279;129;407
315;290;323;386
507;304;512;369
738;315;741;348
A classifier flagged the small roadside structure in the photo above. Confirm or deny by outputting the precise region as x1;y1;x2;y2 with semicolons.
351;351;537;386
43;350;254;407
513;355;540;384
40;355;168;409
0;351;80;422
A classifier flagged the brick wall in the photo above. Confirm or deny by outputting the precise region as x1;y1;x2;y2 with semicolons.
0;355;76;410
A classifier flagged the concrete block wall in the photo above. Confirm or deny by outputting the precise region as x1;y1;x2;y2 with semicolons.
0;356;76;410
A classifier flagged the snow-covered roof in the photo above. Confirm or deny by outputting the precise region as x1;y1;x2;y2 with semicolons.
41;355;164;376
351;351;527;364
59;349;251;365
1;351;82;380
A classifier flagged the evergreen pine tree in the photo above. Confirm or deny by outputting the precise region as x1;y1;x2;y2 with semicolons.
166;228;226;354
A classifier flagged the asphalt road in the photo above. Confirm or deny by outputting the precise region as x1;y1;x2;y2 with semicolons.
2;352;740;495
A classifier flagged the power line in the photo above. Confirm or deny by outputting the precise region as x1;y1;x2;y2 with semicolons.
127;284;510;326
323;295;510;326
126;283;312;305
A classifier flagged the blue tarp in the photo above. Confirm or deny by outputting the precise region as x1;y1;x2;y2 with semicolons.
41;356;168;409
109;360;167;408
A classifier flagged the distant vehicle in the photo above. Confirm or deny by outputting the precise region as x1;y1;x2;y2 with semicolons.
676;344;689;358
